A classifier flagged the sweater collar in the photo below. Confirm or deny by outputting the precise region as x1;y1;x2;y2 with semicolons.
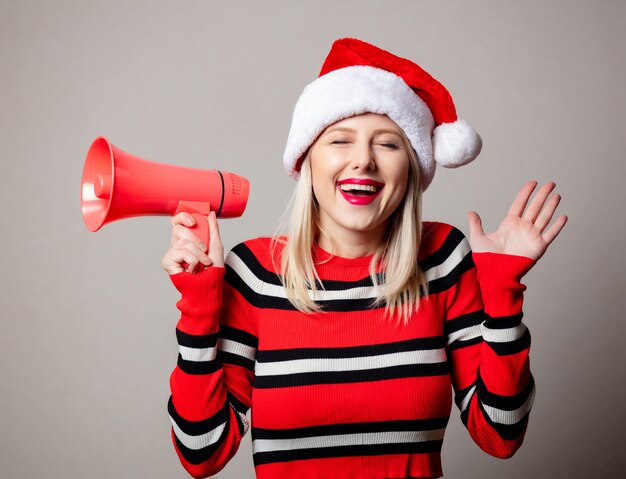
313;243;376;269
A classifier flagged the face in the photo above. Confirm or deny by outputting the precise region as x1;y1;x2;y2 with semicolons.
308;112;411;245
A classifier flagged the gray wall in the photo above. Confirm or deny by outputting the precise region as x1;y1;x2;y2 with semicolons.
1;0;624;477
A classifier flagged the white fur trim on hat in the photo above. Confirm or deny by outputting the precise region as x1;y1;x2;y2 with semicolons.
432;119;482;168
283;66;437;190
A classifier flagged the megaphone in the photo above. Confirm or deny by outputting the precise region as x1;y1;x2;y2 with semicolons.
81;136;250;253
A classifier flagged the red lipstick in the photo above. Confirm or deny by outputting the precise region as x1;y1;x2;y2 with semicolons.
336;178;385;188
336;178;384;206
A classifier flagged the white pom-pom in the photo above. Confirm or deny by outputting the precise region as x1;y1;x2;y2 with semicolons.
432;119;482;168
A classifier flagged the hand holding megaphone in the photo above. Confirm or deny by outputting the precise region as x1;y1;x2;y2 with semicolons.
81;136;249;273
162;210;224;275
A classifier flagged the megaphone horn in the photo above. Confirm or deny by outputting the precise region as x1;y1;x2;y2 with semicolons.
80;136;250;247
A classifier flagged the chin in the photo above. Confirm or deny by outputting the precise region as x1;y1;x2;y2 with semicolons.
341;219;381;233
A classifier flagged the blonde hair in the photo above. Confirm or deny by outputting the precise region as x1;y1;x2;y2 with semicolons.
271;132;430;326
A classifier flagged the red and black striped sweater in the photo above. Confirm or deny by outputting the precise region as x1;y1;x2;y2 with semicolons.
168;221;537;478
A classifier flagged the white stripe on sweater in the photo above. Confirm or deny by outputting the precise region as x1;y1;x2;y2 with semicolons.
179;345;217;363
460;385;476;413
481;323;528;343
482;383;536;425
446;324;482;346
255;348;446;376
226;235;470;302
424;238;471;283
252;428;446;454
170;418;227;450
218;338;257;361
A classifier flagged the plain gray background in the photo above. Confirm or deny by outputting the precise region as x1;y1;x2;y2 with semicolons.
1;0;624;478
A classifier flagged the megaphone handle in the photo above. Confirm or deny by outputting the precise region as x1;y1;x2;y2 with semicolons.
188;213;210;252
175;202;211;273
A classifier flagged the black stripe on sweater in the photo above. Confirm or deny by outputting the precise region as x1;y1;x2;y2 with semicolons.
176;329;218;349
482;312;523;329
168;395;230;437
219;351;255;371
476;369;535;412
475;400;530;441
232;242;378;290
219;324;258;348
460;370;535;440
173;422;230;466
253;362;450;389
252;440;444;466
216;324;258;371
177;353;222;375
227;391;250;416
444;309;485;352
453;382;475;411
226;227;470;312
252;416;450;440
444;309;485;335
226;266;382;312
421;226;474;296
237;225;467;291
458;372;535;438
427;250;474;297
485;328;531;356
227;392;249;436
419;224;467;272
446;336;483;352
256;336;446;363
229;242;281;285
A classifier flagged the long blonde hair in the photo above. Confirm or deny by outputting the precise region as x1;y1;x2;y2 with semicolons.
271;132;430;326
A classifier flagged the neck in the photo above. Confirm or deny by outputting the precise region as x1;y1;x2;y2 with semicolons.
317;224;387;259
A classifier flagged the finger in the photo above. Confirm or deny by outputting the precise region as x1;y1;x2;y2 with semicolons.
523;181;556;224
183;249;214;272
163;249;201;274
542;214;568;246
208;213;224;258
535;193;561;233
174;238;211;265
468;211;485;237
172;224;207;250
507;180;538;218
169;215;198;247
207;211;225;267
171;212;195;227
181;250;200;273
208;212;223;247
161;255;184;274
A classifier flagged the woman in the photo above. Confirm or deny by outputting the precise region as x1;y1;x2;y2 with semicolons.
162;38;567;479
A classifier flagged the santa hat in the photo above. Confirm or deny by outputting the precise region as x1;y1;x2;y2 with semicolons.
282;38;482;192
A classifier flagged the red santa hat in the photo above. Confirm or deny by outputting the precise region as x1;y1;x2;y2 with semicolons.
283;38;482;192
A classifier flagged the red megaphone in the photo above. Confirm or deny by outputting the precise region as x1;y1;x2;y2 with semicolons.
81;136;250;253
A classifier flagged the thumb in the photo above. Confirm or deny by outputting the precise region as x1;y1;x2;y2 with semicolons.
468;211;485;238
207;211;225;267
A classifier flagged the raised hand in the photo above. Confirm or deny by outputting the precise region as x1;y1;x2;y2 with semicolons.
161;211;225;275
467;180;568;261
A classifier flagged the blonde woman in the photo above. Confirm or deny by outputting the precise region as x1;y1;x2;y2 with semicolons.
161;38;567;479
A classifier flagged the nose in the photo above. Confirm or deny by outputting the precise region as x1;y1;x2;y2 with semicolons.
350;140;376;172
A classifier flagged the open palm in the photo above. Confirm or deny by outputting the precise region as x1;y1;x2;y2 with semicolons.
467;180;568;261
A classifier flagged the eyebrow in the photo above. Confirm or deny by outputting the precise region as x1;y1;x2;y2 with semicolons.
324;127;403;136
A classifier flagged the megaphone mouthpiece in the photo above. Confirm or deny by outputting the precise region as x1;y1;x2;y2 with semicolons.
94;174;112;200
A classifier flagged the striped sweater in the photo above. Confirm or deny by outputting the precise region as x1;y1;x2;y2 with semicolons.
168;221;537;478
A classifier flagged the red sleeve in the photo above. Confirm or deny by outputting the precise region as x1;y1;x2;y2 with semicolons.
167;249;257;478
445;227;537;459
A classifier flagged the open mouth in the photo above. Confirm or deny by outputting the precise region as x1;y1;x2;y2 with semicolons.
337;183;382;196
336;179;384;205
